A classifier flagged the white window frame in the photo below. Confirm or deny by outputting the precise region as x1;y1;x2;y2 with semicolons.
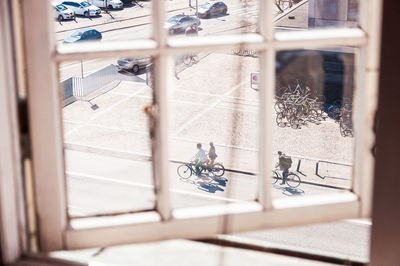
19;0;382;251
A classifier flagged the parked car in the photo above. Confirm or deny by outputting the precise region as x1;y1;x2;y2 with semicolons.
61;1;101;17
117;57;152;73
63;28;102;43
164;14;200;34
53;3;75;21
197;1;228;18
87;0;123;9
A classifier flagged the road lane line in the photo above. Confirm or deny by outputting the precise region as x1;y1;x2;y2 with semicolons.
67;171;246;203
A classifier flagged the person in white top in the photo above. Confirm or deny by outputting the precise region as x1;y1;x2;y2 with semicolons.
193;143;207;176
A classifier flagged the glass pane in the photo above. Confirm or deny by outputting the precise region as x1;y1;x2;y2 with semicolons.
272;47;355;197
54;0;152;43
165;0;259;38
274;0;359;30
60;56;155;217
169;48;260;209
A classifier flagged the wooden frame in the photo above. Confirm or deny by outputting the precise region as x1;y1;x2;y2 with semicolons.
19;0;382;251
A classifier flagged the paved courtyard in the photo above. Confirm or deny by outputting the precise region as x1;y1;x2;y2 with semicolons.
62;52;354;216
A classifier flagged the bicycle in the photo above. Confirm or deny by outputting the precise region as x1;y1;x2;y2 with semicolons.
182;53;198;67
271;169;301;188
177;161;225;180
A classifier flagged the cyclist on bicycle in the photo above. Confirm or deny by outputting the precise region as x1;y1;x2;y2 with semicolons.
276;151;292;185
193;143;207;176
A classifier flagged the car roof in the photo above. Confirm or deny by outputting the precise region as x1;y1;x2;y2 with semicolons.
170;14;195;19
51;1;65;6
76;28;98;34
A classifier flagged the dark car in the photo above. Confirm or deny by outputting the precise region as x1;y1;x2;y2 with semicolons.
164;14;201;34
63;28;102;43
117;56;152;73
197;1;227;18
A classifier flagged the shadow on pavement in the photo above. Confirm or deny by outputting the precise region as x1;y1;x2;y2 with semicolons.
273;184;304;196
212;178;227;187
197;181;225;193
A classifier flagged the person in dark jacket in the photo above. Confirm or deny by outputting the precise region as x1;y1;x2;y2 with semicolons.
277;151;291;185
207;142;217;167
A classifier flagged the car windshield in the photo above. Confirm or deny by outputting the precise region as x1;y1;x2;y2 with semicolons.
80;2;91;7
71;31;84;37
56;4;68;11
200;2;212;8
167;16;181;23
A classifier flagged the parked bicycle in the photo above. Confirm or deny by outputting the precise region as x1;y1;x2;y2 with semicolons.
177;161;225;180
275;81;354;137
232;48;257;57
339;105;353;137
182;53;199;67
271;169;301;188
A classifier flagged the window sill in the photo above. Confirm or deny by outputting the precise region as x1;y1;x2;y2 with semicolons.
15;239;357;266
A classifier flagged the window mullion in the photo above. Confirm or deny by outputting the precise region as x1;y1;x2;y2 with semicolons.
152;0;166;46
259;0;274;40
353;0;383;217
258;48;275;210
151;0;171;221
274;28;367;50
151;54;172;221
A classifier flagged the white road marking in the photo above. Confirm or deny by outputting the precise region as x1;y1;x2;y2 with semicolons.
67;171;246;204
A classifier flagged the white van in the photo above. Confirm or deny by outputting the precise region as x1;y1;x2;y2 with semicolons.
52;3;75;21
87;0;123;9
61;1;101;17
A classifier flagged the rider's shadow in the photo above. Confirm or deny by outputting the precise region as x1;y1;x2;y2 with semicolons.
197;182;225;193
273;185;304;196
213;178;227;187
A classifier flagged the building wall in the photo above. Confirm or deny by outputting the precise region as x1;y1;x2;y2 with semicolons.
308;0;358;28
276;50;355;104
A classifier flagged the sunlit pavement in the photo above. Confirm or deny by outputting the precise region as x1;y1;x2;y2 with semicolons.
63;52;353;217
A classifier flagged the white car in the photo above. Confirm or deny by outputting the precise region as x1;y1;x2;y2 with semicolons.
61;1;101;17
87;0;123;9
53;3;75;21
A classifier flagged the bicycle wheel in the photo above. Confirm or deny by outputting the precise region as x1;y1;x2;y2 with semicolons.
177;164;192;179
286;173;301;188
276;112;287;128
183;55;192;66
272;171;279;184
289;116;301;129
274;101;285;113
212;163;225;177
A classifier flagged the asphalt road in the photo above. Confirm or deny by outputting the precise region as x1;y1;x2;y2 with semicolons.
57;0;259;80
